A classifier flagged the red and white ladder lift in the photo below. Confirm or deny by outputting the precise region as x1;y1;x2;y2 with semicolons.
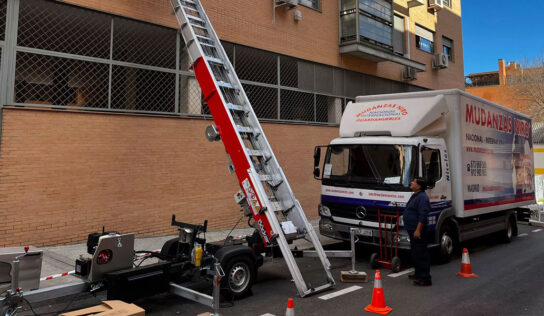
170;0;335;297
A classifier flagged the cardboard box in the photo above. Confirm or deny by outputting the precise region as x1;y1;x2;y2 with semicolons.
59;300;145;316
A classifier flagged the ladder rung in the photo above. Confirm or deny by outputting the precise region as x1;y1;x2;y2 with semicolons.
196;35;213;43
206;56;224;65
269;201;282;212
236;125;258;134
200;42;215;48
217;81;233;89
181;0;196;4
190;23;207;31
259;174;281;182
226;103;246;112
247;149;265;156
188;15;205;24
182;6;200;14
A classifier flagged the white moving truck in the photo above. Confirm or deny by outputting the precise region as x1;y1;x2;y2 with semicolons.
314;89;535;262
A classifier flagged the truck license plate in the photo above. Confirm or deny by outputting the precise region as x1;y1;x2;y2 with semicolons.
359;228;372;237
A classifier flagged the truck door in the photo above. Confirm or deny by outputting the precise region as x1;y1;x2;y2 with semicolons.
421;141;452;228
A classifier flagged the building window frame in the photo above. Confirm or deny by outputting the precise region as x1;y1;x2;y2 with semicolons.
415;24;434;54
357;0;394;49
442;36;453;61
443;0;452;8
298;0;320;10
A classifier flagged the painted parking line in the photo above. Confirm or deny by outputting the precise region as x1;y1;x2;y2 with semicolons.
388;268;414;278
260;314;276;316
318;285;362;300
532;229;542;233
518;233;528;237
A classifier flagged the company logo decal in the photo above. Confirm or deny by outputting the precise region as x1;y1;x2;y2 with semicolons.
356;104;408;122
257;219;270;243
355;206;367;219
242;178;261;212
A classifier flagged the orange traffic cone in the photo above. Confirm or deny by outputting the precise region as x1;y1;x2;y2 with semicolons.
364;270;392;315
285;298;295;316
456;248;478;278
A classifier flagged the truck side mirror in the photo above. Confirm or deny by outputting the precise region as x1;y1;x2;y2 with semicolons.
313;147;321;168
313;167;321;179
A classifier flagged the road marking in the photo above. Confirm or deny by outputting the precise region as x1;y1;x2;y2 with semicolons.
532;229;542;233
260;314;276;316
388;268;414;278
518;233;528;237
318;285;362;300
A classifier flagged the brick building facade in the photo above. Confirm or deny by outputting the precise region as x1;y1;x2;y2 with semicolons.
0;0;464;246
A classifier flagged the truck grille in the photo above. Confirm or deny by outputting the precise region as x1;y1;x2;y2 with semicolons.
323;201;402;222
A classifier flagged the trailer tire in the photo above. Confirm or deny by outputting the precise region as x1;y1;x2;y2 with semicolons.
221;256;255;300
1;303;16;316
437;224;457;264
501;215;517;243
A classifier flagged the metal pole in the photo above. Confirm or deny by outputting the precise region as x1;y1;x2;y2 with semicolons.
10;258;20;292
212;261;222;316
350;228;356;273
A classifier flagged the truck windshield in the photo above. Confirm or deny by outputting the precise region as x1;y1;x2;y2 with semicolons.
322;144;417;191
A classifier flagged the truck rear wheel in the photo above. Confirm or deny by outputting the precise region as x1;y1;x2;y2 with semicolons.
438;224;457;263
501;215;517;243
221;256;255;300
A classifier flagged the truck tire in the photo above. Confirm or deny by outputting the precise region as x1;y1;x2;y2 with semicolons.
501;215;517;243
221;256;255;300
437;224;457;264
370;252;379;269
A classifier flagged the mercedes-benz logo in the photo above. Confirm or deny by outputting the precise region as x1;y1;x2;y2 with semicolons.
355;206;367;219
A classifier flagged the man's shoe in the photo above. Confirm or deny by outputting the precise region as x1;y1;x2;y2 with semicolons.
413;279;432;286
408;273;417;280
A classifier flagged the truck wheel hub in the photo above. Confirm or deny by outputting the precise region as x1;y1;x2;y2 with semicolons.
229;264;249;292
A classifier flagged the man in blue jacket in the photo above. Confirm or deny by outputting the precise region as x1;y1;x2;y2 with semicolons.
404;177;432;286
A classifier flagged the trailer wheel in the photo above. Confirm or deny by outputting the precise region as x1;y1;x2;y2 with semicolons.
391;256;401;273
1;303;17;316
221;256;255;300
438;224;457;264
370;252;379;269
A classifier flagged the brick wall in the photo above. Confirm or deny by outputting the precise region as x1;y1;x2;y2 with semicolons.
0;108;338;246
59;0;465;90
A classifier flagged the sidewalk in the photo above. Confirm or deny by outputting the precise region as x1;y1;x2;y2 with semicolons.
37;220;336;289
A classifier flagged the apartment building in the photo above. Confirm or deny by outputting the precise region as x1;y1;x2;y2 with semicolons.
0;0;464;246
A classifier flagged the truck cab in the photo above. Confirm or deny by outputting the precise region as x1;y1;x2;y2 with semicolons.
315;136;451;252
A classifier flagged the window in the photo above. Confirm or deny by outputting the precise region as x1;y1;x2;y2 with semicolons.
421;147;442;186
299;0;319;10
358;0;393;48
443;0;451;8
415;25;434;54
442;36;453;61
393;15;405;55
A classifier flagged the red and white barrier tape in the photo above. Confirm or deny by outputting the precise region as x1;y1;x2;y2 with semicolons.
40;270;75;281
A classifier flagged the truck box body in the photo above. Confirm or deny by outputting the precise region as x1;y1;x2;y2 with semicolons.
339;89;535;218
317;89;534;255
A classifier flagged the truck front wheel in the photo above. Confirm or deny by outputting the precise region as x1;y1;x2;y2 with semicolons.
221;256;255;300
437;224;457;263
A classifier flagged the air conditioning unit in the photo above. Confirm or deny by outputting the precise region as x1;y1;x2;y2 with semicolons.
428;0;443;11
432;53;449;69
275;0;298;9
402;66;417;81
407;0;424;8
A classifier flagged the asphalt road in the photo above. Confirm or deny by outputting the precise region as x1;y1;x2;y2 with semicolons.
16;223;544;315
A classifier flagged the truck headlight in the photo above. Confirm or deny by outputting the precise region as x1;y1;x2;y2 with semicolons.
318;204;332;218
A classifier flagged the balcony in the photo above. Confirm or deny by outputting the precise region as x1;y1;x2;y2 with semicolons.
340;0;425;71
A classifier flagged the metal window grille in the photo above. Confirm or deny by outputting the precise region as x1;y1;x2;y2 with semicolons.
15;52;109;107
0;0;6;41
112;17;176;69
18;0;110;58
2;0;425;125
